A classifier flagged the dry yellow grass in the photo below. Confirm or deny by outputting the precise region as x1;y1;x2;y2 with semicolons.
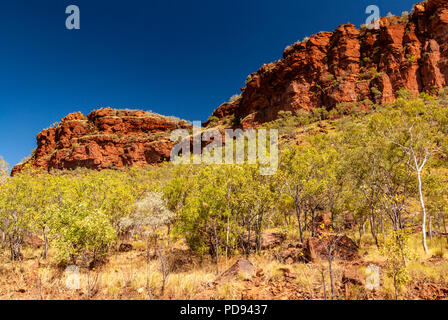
1;232;448;300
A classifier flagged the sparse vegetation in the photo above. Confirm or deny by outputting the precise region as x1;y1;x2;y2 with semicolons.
2;90;448;300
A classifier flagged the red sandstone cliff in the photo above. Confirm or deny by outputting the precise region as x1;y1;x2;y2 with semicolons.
12;0;448;174
209;0;448;128
11;108;190;175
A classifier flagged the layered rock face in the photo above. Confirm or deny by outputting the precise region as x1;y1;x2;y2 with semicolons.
13;0;448;174
11;108;190;175
212;0;448;127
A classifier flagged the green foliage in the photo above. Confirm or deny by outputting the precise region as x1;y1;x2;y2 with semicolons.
396;88;414;99
380;229;414;298
171;165;232;255
312;107;329;121
167;164;276;256
207;116;219;127
4;89;448;269
439;87;448;106
406;54;417;63
50;201;117;264
370;86;382;101
0;170;38;259
0;167;154;262
264;110;313;136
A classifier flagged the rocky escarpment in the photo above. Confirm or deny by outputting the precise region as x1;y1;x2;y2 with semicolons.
13;0;448;174
209;0;448;128
11;108;190;175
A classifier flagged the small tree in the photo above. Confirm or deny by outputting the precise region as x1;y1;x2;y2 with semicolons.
380;229;413;299
319;224;340;299
0;172;35;260
375;98;447;253
174;166;230;275
51;201;117;265
121;192;174;298
279;147;324;243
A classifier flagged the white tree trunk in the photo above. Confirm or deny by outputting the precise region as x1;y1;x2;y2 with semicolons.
417;170;429;254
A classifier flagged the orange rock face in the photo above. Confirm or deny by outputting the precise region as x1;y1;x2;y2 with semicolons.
211;0;448;126
13;0;448;174
11;108;190;175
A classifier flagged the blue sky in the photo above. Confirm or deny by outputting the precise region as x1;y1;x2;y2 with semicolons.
0;0;417;168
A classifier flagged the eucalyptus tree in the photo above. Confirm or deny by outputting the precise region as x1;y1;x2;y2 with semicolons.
0;168;40;260
174;165;230;274
279;145;330;242
227;165;276;255
370;97;448;253
120;191;174;297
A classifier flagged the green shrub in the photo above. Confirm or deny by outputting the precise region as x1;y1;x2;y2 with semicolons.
396;88;414;99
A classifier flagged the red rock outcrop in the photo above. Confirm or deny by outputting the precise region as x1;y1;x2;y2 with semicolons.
210;0;448;126
11;108;190;175
13;0;448;174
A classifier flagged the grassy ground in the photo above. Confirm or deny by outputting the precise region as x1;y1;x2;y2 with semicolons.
0;232;447;300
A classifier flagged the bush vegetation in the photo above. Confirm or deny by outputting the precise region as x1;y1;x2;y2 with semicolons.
2;89;448;299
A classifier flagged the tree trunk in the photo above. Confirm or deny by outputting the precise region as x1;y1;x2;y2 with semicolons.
153;235;158;257
225;217;229;267
304;209;308;233
214;225;219;275
443;214;448;246
370;213;379;247
43;232;48;260
10;236;22;261
295;203;304;243
311;210;316;237
87;269;91;300
328;256;335;299
417;171;429;254
443;214;447;234
352;227;357;246
158;245;167;297
381;214;386;240
246;223;251;257
321;270;327;300
394;272;398;300
146;238;152;300
429;216;433;246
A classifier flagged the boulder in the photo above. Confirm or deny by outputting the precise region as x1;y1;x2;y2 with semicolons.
245;232;286;251
118;243;133;252
303;235;359;262
24;235;44;249
278;243;306;264
215;259;256;283
342;268;365;286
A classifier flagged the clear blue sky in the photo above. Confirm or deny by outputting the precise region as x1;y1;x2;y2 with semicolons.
0;0;417;168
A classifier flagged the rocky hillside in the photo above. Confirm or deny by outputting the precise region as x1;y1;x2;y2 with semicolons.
11;108;190;175
13;0;448;174
209;0;448;128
